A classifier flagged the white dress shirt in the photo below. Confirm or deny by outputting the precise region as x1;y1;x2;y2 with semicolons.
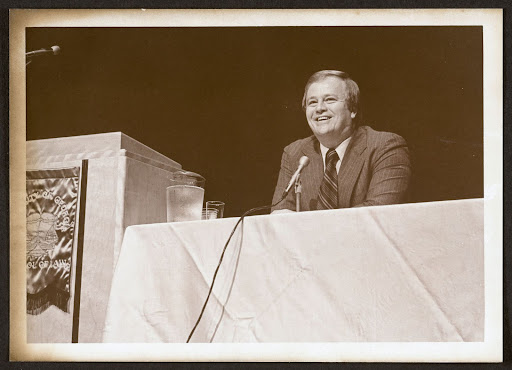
319;136;352;174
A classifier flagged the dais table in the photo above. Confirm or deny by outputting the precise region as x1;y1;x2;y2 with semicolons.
103;199;483;343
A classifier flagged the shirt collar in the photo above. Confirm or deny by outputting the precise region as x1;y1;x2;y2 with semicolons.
319;136;352;166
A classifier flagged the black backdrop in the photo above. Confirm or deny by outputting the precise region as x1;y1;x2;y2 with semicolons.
26;26;483;217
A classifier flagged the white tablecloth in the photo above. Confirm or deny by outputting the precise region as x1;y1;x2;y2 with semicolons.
103;199;484;343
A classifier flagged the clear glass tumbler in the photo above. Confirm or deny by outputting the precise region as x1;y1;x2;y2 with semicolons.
206;201;225;219
202;208;218;220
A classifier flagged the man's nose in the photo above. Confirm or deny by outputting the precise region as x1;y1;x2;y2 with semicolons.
315;100;327;112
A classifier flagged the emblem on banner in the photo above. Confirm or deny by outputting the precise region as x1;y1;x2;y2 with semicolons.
26;212;58;258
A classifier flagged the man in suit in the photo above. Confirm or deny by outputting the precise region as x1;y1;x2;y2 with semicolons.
271;70;411;213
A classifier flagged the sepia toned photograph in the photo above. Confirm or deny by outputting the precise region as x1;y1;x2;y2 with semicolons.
9;8;503;362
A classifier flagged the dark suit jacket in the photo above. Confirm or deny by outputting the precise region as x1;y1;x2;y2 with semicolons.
271;126;411;212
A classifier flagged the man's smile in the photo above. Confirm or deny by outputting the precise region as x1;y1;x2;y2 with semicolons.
316;116;331;122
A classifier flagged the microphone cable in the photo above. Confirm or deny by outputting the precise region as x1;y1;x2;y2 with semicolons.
186;194;288;343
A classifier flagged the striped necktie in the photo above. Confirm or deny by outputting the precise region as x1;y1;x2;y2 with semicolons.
318;148;339;209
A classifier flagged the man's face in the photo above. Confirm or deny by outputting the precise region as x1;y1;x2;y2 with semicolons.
304;76;355;147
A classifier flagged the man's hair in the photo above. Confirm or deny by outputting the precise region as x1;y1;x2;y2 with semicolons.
301;70;361;125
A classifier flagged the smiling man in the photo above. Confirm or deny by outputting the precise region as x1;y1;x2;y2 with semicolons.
271;70;411;213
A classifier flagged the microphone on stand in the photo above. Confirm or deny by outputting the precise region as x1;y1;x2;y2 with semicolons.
282;155;310;197
26;45;61;58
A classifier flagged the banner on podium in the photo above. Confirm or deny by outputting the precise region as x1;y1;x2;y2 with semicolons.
26;167;80;314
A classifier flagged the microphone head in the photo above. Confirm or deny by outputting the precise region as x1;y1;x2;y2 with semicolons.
299;156;310;168
51;45;60;55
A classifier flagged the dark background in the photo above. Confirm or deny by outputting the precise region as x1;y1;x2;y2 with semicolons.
26;26;483;217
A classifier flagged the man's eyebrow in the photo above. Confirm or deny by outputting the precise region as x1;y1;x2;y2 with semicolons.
307;93;339;99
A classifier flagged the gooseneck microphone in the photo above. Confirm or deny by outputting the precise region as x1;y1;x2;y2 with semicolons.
282;155;310;196
26;45;61;57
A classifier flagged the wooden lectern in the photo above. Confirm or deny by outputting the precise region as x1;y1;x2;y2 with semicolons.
26;132;181;343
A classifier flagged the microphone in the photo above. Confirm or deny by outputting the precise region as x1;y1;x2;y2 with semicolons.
282;156;310;196
26;45;60;58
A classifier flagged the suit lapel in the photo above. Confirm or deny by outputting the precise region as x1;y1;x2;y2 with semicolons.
337;127;367;208
300;137;323;208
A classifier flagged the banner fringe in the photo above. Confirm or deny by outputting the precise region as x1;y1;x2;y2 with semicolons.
27;287;70;315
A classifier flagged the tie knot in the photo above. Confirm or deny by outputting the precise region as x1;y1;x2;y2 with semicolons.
326;149;339;165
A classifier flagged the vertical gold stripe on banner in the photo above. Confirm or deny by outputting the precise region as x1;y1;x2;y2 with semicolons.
72;160;88;343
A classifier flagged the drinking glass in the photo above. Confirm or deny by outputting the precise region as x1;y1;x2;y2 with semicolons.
166;170;205;222
206;201;225;219
202;208;218;220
